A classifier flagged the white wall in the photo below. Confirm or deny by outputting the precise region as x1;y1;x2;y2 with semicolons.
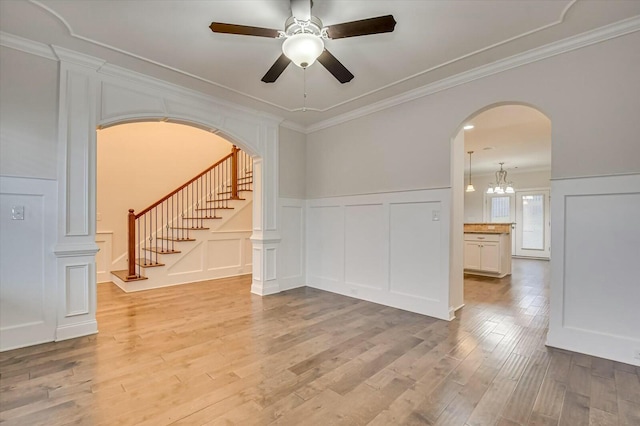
97;122;234;269
464;169;551;222
307;189;451;320
306;32;640;364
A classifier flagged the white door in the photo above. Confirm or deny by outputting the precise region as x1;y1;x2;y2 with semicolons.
515;190;550;258
484;194;516;255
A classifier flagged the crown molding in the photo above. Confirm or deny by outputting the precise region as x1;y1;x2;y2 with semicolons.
305;16;640;134
28;0;580;117
51;45;106;69
0;31;56;60
279;120;307;134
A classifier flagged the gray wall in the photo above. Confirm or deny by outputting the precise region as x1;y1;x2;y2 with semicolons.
279;126;307;199
0;47;58;179
306;32;640;198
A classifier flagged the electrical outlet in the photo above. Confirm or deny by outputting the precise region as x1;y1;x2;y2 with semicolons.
633;349;640;360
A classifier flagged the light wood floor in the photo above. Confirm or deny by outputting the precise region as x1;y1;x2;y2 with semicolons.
1;260;639;425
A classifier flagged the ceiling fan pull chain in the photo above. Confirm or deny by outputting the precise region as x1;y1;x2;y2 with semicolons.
303;67;307;112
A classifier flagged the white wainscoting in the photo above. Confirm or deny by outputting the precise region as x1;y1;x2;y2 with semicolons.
278;198;306;291
0;176;57;351
114;230;253;292
548;173;640;366
307;189;451;320
95;232;113;283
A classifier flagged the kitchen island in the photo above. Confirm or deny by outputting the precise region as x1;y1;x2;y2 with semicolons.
463;223;512;278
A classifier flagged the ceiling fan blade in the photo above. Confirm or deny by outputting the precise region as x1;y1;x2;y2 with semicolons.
317;49;354;84
326;15;396;39
290;0;312;21
209;22;280;38
261;54;292;83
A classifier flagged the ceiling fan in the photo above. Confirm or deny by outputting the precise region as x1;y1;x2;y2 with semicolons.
209;0;396;84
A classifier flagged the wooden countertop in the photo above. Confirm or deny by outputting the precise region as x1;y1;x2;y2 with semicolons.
464;223;512;234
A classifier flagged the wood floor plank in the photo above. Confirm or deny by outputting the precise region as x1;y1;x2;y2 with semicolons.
501;349;551;424
588;407;619;426
614;369;640;404
617;398;640;426
590;374;618;415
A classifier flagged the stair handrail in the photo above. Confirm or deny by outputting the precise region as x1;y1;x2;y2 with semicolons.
134;151;234;219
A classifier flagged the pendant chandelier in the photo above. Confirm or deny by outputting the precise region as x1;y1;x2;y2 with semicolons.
465;151;475;192
486;162;515;194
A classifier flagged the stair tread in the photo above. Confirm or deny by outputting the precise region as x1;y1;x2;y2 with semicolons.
170;227;210;230
182;216;221;220
143;247;181;254
156;237;196;242
196;207;234;211
135;259;165;268
207;198;245;202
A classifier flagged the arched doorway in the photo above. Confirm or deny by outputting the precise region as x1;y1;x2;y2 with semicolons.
51;58;281;344
95;121;254;290
450;103;552;313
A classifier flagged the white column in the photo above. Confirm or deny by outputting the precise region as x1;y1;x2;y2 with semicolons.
251;123;281;295
52;47;103;340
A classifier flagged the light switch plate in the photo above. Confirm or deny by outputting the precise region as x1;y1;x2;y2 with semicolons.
432;210;440;221
11;206;25;220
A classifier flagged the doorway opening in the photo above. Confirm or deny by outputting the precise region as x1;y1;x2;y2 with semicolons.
95;121;254;292
451;103;551;312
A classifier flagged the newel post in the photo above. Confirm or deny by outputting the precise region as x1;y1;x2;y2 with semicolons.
127;209;137;279
231;145;240;200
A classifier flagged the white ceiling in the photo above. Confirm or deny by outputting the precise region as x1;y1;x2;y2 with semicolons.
1;0;639;130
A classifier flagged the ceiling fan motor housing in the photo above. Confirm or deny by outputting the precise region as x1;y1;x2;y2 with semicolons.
283;16;325;38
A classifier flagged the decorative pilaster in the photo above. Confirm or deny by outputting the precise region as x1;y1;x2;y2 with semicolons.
52;46;104;340
250;124;281;295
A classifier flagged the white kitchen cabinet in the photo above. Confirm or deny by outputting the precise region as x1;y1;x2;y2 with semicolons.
464;232;511;278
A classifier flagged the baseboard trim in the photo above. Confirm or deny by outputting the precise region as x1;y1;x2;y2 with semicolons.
251;280;280;296
55;320;98;342
449;304;466;320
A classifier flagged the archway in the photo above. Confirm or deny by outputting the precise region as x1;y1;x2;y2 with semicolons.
450;102;552;314
52;56;281;343
95;120;254;290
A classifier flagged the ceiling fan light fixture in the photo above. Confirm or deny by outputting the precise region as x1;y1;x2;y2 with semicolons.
282;33;324;68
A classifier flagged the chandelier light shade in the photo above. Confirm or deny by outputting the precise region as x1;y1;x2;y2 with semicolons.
486;162;515;194
465;151;475;192
282;33;324;68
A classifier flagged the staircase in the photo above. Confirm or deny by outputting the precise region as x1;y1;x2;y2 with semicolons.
111;146;253;292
